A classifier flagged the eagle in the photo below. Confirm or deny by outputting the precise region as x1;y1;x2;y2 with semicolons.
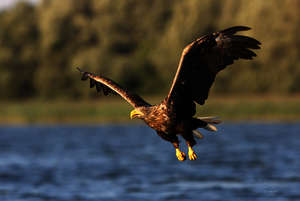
77;26;261;161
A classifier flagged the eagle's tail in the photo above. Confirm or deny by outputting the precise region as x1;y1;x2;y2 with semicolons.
193;129;204;139
197;116;221;130
197;116;222;124
192;116;221;138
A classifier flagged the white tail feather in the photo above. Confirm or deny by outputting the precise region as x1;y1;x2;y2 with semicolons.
193;129;204;139
197;116;222;124
204;124;218;132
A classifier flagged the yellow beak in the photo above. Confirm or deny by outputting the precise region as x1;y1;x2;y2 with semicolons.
130;109;143;119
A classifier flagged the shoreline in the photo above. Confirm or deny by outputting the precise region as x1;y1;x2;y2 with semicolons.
1;95;300;124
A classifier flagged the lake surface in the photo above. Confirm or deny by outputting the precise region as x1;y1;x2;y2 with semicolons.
0;123;300;201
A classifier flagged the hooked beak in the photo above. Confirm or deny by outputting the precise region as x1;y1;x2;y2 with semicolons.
130;109;144;119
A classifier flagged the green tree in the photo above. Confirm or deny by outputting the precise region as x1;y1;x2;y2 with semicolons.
1;0;300;101
216;0;300;93
0;2;39;99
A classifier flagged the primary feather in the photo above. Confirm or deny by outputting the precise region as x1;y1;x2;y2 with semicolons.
166;26;261;118
77;67;150;107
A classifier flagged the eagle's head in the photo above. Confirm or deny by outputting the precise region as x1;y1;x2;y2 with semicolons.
130;107;149;120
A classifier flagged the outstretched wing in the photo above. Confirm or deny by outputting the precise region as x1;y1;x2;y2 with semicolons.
166;26;261;116
77;68;150;108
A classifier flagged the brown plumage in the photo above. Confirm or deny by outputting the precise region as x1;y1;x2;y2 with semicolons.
77;26;261;161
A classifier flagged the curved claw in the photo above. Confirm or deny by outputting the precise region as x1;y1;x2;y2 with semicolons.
188;147;198;160
176;149;186;161
189;150;197;160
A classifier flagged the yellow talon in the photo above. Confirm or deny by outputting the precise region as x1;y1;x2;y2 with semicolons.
188;146;197;160
176;148;186;161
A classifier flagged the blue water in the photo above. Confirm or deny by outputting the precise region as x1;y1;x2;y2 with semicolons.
0;123;300;201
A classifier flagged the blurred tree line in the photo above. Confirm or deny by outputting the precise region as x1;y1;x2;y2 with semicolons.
1;0;300;100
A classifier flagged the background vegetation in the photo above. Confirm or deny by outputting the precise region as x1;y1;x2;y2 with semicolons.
1;0;300;100
0;0;300;123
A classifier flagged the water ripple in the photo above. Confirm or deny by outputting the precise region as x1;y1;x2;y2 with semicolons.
0;123;300;201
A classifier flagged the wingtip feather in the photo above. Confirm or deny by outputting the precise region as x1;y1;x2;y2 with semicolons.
76;67;84;73
77;67;90;81
221;26;251;35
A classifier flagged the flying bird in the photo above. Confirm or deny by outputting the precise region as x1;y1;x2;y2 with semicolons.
77;26;261;161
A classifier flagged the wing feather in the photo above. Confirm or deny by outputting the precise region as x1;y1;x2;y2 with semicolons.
77;67;150;108
166;26;261;116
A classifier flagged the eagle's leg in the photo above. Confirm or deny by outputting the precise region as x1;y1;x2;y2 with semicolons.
172;142;186;161
187;141;197;160
156;131;186;161
182;133;197;160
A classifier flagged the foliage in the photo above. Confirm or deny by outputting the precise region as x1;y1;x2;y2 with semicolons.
0;0;300;100
0;2;39;99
